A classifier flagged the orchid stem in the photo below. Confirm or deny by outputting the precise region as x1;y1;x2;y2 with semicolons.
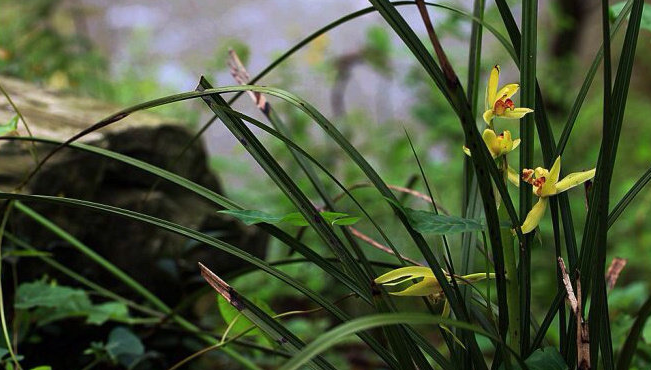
498;156;521;355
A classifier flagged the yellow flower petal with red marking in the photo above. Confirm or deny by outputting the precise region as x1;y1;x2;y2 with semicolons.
520;156;595;233
483;65;533;124
521;197;548;234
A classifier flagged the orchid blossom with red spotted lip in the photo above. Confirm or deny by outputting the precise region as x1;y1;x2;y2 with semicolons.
483;65;534;125
520;156;596;234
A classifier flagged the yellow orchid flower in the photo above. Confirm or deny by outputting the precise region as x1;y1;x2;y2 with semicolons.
462;129;521;188
463;129;521;159
374;266;495;298
520;156;596;234
483;65;534;124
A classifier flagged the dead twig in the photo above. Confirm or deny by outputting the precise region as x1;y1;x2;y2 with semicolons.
348;227;422;266
558;257;590;370
605;257;627;291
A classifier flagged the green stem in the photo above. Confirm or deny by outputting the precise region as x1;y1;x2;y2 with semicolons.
498;158;520;355
0;201;23;370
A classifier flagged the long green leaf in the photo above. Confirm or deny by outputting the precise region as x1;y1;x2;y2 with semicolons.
461;0;485;294
199;77;371;294
519;0;538;353
198;78;432;370
368;2;513;361
582;0;644;367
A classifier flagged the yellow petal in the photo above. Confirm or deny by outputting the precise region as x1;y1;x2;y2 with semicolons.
462;146;472;157
375;266;435;285
498;133;514;155
549;157;561;184
541;156;561;196
391;277;441;296
486;65;500;110
501;107;534;119
482;128;498;144
511;138;521;151
555;169;596;193
534;167;549;179
507;166;520;187
493;83;520;105
483;109;494;124
521;197;548;234
459;272;497;284
482;129;499;158
442;300;450;318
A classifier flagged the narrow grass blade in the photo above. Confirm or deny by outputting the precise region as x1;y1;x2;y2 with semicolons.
519;0;538;353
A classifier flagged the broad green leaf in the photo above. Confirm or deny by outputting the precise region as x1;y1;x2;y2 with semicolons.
15;281;130;325
219;209;359;226
0;116;18;136
15;281;91;311
403;208;485;235
28;367;52;370
331;216;360;226
106;327;145;368
218;209;284;225
280;212;359;226
86;302;130;325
